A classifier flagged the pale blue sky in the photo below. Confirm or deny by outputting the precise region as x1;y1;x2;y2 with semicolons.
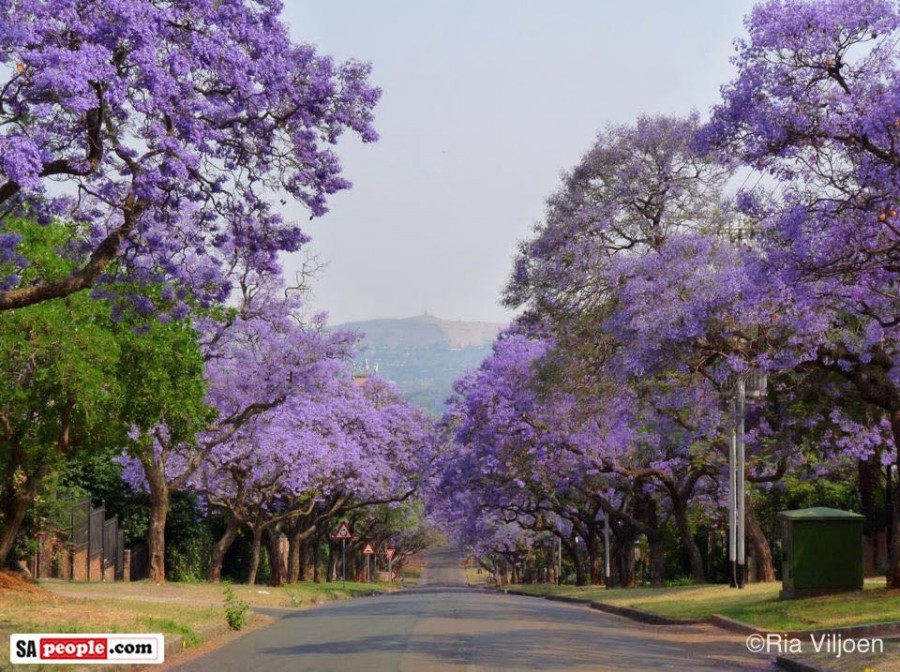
278;1;758;325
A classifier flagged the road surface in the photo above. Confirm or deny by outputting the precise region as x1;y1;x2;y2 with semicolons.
170;548;776;671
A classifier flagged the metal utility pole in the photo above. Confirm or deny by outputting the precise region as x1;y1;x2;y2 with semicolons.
604;513;611;588
728;372;766;590
557;536;562;585
729;393;738;589
736;376;747;589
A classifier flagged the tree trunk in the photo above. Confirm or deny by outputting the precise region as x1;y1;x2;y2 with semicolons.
146;469;169;584
328;543;338;582
298;539;308;582
0;489;32;566
288;534;304;584
888;410;900;588
264;528;286;587
859;456;881;542
573;543;587;586
673;501;705;584
246;528;263;586
587;533;603;585
745;502;776;583
313;539;321;583
208;516;240;582
611;532;637;588
0;451;48;566
648;532;665;587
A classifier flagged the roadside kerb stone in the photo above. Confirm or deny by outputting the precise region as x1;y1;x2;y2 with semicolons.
501;588;703;626
774;656;830;672
774;637;900;672
711;614;900;640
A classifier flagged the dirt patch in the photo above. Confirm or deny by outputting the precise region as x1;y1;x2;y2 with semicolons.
0;571;47;596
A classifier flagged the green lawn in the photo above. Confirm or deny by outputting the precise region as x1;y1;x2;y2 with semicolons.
505;580;900;631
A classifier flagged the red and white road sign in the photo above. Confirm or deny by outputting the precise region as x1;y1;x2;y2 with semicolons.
331;521;353;540
384;547;396;560
362;542;376;556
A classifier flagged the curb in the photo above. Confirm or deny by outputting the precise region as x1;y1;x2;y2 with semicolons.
775;656;827;672
710;614;761;634
587;601;706;626
775;636;900;672
501;589;703;626
711;614;900;640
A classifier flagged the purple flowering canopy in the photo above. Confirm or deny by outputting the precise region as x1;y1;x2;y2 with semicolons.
0;0;380;308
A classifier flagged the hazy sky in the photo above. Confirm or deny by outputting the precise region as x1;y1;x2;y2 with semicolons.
278;1;758;326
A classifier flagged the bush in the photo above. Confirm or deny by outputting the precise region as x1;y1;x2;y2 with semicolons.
168;533;212;583
223;584;250;631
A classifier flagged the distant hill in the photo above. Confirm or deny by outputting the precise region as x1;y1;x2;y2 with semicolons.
332;314;506;415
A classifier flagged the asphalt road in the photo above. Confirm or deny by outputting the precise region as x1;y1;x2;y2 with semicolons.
171;548;776;672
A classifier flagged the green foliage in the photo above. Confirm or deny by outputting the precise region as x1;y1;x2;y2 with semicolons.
222;584;250;631
57;451;150;546
0;217;211;566
1;216;79;284
0;289;123;463
165;495;213;582
0;242;124;561
115;315;212;451
755;475;859;541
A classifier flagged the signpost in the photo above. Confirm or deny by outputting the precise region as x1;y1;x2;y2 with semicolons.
385;547;396;583
331;521;353;588
362;542;375;583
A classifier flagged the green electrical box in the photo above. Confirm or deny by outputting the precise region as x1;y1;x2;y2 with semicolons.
778;507;864;599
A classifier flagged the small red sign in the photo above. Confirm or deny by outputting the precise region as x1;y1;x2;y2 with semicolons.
331;521;353;540
384;547;395;560
362;542;375;556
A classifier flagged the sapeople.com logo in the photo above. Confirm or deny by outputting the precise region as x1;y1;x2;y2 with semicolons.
10;634;164;665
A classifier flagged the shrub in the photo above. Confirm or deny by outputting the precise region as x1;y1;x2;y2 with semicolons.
223;585;250;631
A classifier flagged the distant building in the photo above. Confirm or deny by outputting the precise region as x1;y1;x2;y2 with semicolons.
352;359;378;386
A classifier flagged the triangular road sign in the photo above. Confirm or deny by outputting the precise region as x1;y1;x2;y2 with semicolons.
384;547;396;560
331;521;353;540
362;542;376;555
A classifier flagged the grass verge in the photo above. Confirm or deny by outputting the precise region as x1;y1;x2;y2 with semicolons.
0;573;400;671
39;577;399;609
503;580;900;631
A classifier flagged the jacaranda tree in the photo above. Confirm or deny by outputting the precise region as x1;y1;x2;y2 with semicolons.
0;0;380;310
